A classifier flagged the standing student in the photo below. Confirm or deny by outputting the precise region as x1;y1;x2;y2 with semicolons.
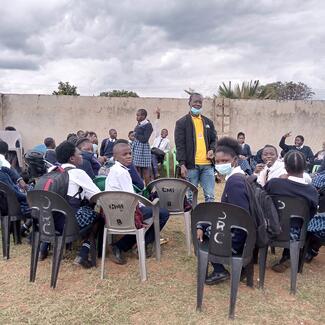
197;137;251;285
132;109;153;185
175;93;217;202
264;151;318;272
128;131;135;146
151;109;171;178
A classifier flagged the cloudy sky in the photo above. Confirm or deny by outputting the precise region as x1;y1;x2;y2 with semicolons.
0;0;324;98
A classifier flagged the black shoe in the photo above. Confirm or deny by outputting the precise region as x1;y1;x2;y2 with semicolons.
39;250;48;261
305;250;318;263
111;245;127;265
73;256;92;269
20;225;30;238
205;270;230;285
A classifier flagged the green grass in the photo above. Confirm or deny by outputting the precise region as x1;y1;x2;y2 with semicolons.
0;185;324;324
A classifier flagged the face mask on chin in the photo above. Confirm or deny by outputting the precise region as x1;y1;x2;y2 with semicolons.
190;107;202;116
215;162;233;176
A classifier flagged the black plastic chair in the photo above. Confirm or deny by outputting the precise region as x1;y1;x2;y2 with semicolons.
191;202;256;319
0;181;23;259
258;196;310;294
27;190;96;288
318;187;325;213
147;178;198;255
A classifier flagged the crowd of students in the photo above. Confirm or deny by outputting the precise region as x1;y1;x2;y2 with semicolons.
0;94;324;286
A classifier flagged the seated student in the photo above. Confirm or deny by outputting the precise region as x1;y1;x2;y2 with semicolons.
44;137;57;165
105;142;169;265
151;109;171;178
100;129;117;159
237;132;252;159
76;137;101;179
0;140;12;168
318;157;325;173
279;132;314;164
128;131;135;146
255;145;311;186
314;142;325;165
197;137;251;285
86;131;100;157
66;133;78;145
39;141;102;268
264;151;318;272
77;130;85;138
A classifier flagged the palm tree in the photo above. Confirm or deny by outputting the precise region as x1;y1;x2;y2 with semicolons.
217;80;268;99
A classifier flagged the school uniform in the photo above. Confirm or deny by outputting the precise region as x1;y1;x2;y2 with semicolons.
105;161;169;251
132;120;153;168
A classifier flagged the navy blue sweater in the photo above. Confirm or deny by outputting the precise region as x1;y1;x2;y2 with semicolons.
279;136;314;163
100;139;115;158
134;122;153;143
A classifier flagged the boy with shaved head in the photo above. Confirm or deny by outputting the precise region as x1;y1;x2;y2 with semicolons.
105;141;169;265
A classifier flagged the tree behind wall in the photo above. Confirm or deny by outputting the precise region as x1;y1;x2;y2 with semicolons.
52;81;80;96
99;90;139;97
257;82;314;100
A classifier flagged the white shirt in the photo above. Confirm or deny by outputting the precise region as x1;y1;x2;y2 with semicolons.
257;160;312;186
49;163;100;199
288;176;307;184
152;118;171;153
152;136;171;153
105;161;134;193
0;154;11;168
226;166;245;181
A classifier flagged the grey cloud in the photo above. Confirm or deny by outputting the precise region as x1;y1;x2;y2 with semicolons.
0;58;39;70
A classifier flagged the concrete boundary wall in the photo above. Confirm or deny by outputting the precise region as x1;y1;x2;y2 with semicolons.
0;94;324;154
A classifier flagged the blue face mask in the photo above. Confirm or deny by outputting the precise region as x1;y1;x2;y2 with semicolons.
190;107;201;116
215;163;233;176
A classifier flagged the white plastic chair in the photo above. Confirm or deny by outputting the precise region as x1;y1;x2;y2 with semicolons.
91;191;160;282
147;178;198;256
0;130;23;169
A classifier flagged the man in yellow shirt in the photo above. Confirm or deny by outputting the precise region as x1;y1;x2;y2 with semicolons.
175;93;217;202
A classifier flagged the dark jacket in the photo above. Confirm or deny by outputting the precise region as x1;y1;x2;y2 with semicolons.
240;144;252;158
134;122;153;143
318;158;325;173
80;151;101;179
100;138;115;158
279;136;314;163
174;113;217;169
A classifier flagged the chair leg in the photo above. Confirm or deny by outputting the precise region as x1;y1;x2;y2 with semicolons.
183;212;192;256
289;241;300;294
299;236;310;274
196;249;209;311
13;220;22;245
136;228;147;282
229;258;243;319
1;215;10;259
258;246;268;289
89;234;97;267
101;228;108;280
51;236;65;289
153;206;161;262
30;230;40;282
245;259;254;288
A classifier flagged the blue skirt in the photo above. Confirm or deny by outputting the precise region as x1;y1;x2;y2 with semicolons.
132;140;151;168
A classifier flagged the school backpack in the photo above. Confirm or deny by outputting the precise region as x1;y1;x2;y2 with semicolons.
24;150;47;179
34;166;72;198
238;174;281;247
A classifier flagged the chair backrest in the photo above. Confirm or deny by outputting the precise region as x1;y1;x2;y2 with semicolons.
93;176;106;191
91;191;154;231
271;195;310;242
147;178;198;212
0;131;22;150
0;181;21;216
191;202;256;259
27;190;79;239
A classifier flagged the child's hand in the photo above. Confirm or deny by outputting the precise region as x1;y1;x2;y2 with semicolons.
197;229;204;242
